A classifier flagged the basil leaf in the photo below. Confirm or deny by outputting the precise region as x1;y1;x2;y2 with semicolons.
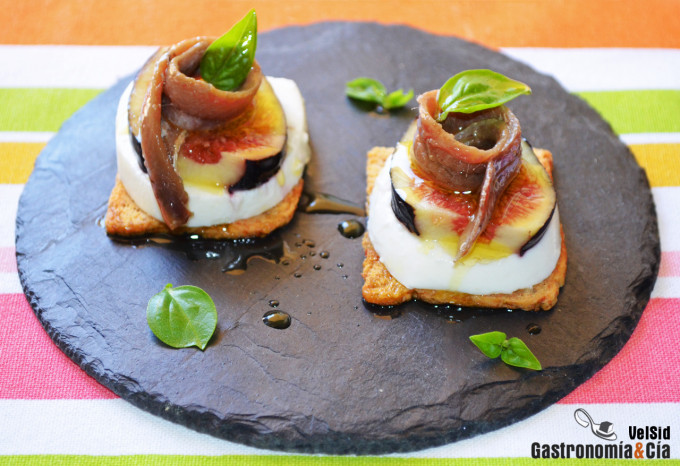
147;284;218;350
436;69;531;121
501;337;542;370
199;9;257;92
469;331;506;359
345;77;386;105
345;77;413;110
383;89;414;110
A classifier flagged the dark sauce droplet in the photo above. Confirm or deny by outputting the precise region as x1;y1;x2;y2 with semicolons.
320;251;330;259
362;299;402;319
313;264;321;271
294;272;302;278
526;323;542;335
298;192;365;216
108;232;292;275
222;237;292;274
263;310;291;330
268;300;279;308
338;219;365;239
336;263;343;268
363;301;516;323
416;301;513;323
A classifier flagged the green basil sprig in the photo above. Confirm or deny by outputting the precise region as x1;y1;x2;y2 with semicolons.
346;77;413;111
436;69;531;122
469;331;542;370
199;9;257;92
147;284;218;350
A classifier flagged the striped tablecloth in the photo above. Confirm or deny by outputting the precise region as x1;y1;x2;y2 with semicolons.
1;1;679;464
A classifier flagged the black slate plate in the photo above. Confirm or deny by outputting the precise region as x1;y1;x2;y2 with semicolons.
16;22;659;454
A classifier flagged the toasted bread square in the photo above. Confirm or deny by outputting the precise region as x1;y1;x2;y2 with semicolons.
362;146;566;311
105;177;303;239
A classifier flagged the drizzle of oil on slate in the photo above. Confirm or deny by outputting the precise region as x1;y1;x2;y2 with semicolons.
16;23;659;454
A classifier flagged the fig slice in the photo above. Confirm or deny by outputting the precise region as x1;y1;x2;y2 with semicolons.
390;140;556;262
176;77;287;192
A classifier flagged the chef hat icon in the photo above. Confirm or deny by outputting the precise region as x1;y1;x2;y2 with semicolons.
574;408;617;441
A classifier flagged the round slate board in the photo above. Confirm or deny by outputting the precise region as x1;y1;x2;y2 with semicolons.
16;23;659;454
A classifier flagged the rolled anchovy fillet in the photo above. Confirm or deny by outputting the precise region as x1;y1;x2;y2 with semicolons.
164;37;262;122
412;90;522;260
139;50;191;230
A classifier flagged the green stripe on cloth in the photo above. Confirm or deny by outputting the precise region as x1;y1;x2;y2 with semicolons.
1;457;678;465
576;90;680;135
0;88;102;132
0;88;678;136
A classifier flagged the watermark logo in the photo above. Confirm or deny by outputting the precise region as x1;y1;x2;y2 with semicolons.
574;408;617;441
530;408;671;459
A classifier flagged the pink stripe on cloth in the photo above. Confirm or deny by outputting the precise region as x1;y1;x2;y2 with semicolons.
0;293;117;399
0;247;17;273
659;251;680;277
560;298;680;404
2;293;676;403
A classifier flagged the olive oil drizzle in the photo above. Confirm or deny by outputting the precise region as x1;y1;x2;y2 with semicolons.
108;232;294;274
298;191;365;216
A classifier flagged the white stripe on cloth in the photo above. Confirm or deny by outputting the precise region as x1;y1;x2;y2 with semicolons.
0;184;22;248
501;48;680;92
654;187;680;251
0;45;156;89
620;133;680;145
0;272;21;293
0;132;54;143
651;276;680;299
0;46;679;92
0;399;283;456
0;399;677;458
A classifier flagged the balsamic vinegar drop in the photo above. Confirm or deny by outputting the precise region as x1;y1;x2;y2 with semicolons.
298;192;365;216
337;219;365;238
263;310;291;329
526;323;542;335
